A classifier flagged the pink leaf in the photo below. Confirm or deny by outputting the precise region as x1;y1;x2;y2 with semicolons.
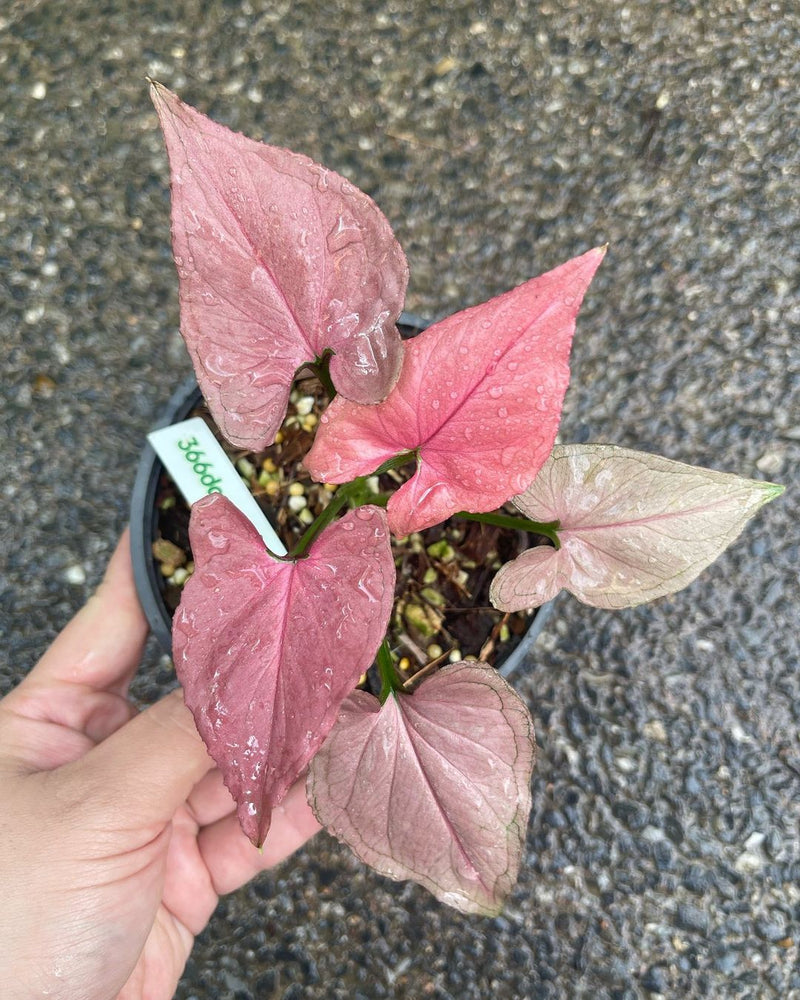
150;83;408;449
172;495;395;846
307;662;536;915
491;444;784;611
305;248;605;535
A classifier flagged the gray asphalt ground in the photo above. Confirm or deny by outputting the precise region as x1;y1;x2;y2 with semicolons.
2;2;799;997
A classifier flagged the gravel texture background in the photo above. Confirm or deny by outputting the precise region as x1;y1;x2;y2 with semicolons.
1;2;798;997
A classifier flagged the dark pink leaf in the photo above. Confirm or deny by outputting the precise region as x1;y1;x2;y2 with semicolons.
305;248;605;535
150;83;408;449
491;444;784;610
172;495;395;846
307;662;536;915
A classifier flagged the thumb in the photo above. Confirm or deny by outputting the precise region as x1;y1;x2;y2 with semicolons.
69;690;215;832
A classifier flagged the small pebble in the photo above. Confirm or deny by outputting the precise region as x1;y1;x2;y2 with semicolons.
152;538;186;566
427;539;455;561
713;951;738;975
434;55;457;75
682;864;711;893
641;963;669;993
63;564;86;585
614;754;637;773
756;446;785;475
675;903;708;934
643;719;668;742
755;915;788;943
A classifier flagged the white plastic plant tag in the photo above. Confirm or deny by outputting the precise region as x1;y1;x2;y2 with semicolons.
148;416;286;555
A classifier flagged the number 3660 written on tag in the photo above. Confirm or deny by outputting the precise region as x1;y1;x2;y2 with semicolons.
147;416;286;555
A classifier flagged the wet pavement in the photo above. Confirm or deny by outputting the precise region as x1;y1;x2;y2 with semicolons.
1;1;798;997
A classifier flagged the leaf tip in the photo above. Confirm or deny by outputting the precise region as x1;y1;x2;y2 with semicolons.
761;481;785;502
147;77;169;107
148;79;185;127
581;243;607;279
248;805;273;850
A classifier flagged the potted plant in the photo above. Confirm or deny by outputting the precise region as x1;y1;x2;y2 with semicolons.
131;314;556;674
137;82;783;916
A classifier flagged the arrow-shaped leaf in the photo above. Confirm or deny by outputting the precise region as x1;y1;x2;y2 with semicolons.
491;444;784;611
151;83;408;450
172;496;395;846
305;248;605;535
307;662;536;915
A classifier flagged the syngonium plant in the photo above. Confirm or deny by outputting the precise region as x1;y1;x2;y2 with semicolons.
149;83;783;915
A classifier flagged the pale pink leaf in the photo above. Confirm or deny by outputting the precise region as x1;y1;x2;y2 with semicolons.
150;83;408;449
172;496;395;846
491;444;784;611
305;248;605;535
307;662;535;915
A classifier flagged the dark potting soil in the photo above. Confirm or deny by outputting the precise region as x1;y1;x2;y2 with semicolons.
151;374;551;684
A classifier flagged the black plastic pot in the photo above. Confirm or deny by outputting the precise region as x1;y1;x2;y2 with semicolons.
130;371;207;654
129;312;552;674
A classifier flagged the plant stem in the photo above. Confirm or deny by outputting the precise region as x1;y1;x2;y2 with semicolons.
289;480;357;557
377;638;403;702
372;451;418;476
311;351;336;400
289;452;417;558
456;510;561;548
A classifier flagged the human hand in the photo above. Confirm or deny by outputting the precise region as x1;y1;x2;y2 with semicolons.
0;531;321;1000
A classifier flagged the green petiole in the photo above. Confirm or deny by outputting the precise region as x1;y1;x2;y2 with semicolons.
288;452;416;558
376;638;404;703
455;510;561;548
290;446;559;558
